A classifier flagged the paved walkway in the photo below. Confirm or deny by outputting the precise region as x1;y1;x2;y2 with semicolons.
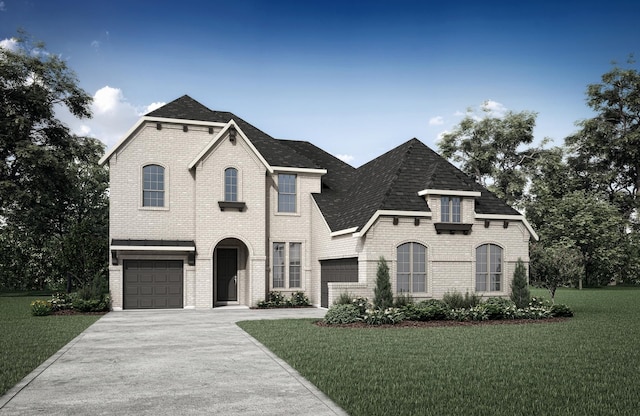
0;308;347;416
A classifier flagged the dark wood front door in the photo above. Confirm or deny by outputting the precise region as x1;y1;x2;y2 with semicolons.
216;248;238;302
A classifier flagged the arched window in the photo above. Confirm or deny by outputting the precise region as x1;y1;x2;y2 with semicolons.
476;244;503;292
225;168;238;202
143;164;164;207
397;242;427;293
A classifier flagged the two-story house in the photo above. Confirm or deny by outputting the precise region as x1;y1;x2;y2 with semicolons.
99;95;537;310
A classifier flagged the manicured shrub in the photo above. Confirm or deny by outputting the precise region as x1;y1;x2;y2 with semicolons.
443;290;481;309
363;307;405;325
71;293;111;312
350;296;370;315
510;258;531;308
482;297;517;320
373;257;393;309
324;304;362;324
257;291;311;308
550;303;574;317
418;299;447;308
403;302;448;321
394;292;413;308
50;292;73;311
290;291;311;307
334;292;354;305
30;299;53;316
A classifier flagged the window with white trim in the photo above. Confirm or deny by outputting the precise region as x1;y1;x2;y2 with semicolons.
278;174;296;213
476;244;503;292
224;167;238;202
143;164;164;207
397;242;427;293
272;242;302;288
441;196;461;222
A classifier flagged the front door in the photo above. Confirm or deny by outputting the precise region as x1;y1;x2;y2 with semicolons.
216;248;238;303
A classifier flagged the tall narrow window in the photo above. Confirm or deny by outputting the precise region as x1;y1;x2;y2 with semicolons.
278;174;296;213
441;196;461;222
225;168;238;202
397;242;427;293
143;164;164;207
289;242;301;288
273;243;285;288
476;244;503;292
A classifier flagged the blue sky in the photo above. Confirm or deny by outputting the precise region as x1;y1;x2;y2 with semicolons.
1;0;639;166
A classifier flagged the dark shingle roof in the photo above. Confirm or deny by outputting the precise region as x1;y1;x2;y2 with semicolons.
147;95;318;168
314;138;519;232
149;96;519;232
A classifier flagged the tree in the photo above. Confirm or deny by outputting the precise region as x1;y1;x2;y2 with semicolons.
0;33;107;290
373;257;393;309
534;190;626;287
510;258;530;308
566;59;640;225
530;243;584;302
438;104;543;207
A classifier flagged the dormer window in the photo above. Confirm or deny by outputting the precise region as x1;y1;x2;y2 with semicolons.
441;196;461;223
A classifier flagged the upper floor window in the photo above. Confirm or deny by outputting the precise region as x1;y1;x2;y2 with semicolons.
476;244;503;292
441;196;461;223
278;174;296;213
225;168;238;202
143;164;164;207
397;242;426;293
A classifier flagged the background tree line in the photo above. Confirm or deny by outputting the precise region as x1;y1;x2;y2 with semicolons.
0;34;108;291
439;58;640;287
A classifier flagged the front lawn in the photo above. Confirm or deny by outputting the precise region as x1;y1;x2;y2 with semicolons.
0;294;102;396
238;288;640;416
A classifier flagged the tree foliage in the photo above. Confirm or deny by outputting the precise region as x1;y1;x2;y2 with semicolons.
566;59;640;224
373;257;393;309
438;104;543;207
510;258;530;308
530;243;584;302
0;33;108;291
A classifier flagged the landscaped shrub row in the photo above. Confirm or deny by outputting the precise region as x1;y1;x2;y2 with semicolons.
30;292;111;316
257;291;311;308
324;294;573;325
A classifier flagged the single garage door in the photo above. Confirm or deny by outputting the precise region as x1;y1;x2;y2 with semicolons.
320;258;358;308
124;260;183;309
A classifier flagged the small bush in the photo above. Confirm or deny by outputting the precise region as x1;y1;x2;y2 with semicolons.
443;290;482;309
402;303;448;321
290;291;311;307
350;296;370;315
72;293;111;312
334;292;354;305
418;299;447;308
30;299;53;316
510;258;531;308
482;298;517;320
394;292;414;308
373;257;393;309
324;304;362;324
363;307;405;325
50;292;73;311
550;303;574;317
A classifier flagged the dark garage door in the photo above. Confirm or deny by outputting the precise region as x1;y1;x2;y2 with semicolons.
320;258;358;308
124;260;183;309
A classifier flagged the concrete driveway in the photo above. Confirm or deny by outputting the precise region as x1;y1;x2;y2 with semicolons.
0;308;347;416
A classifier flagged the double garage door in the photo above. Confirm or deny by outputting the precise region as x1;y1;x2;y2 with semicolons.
124;260;183;309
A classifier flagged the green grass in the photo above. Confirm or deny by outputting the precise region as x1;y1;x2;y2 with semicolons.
0;294;102;396
238;287;640;416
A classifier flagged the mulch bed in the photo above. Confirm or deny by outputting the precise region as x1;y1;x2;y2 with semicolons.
315;317;569;328
50;309;108;316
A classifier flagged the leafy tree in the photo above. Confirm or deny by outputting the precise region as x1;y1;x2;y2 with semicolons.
373;257;393;309
438;104;544;207
534;190;626;287
0;33;107;290
566;59;640;224
530;243;584;302
510;258;530;308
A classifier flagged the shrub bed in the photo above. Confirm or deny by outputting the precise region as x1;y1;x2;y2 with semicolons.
257;291;312;308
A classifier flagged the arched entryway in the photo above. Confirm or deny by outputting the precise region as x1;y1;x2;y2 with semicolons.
213;238;249;306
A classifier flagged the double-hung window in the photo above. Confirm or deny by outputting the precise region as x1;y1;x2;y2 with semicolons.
143;164;165;207
476;244;503;292
225;168;238;202
441;196;461;222
272;242;302;288
278;174;296;213
397;242;427;293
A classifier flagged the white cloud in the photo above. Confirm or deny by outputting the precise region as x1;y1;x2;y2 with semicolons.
429;116;444;126
56;86;165;148
0;2;5;11
481;100;508;118
0;37;18;51
336;154;355;164
91;40;100;51
436;130;450;141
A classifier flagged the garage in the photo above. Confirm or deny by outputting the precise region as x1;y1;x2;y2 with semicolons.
123;260;184;309
320;258;358;307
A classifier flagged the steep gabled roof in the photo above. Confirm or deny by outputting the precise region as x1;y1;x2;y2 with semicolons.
146;95;319;169
314;138;519;232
